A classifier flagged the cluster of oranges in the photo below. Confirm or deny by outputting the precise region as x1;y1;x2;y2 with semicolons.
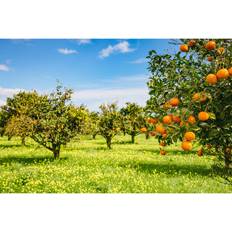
206;68;232;85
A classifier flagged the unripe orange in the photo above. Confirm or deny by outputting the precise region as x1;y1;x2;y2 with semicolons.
140;127;147;133
180;44;188;52
216;68;229;79
181;141;193;151
198;112;209;121
206;74;217;85
188;40;196;47
169;97;180;107
184;131;196;141
172;115;181;123
205;41;216;50
228;67;232;76
156;124;166;134
187;115;196;124
162;115;172;124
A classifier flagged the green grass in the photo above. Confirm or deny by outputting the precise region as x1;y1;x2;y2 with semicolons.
0;135;231;193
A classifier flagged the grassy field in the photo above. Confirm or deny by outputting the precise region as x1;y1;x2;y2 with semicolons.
0;134;231;193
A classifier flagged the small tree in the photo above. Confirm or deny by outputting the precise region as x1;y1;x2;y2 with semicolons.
98;103;121;149
29;86;88;158
120;102;144;143
85;111;100;139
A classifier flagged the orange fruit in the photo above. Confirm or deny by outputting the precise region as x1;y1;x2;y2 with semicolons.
140;127;147;133
192;93;201;101
147;118;157;124
206;74;217;85
172;115;181;123
217;47;225;55
188;40;196;47
198;112;209;121
200;92;207;102
159;141;166;146
207;56;213;62
184;131;196;141
156;124;166;134
163;115;172;124
216;68;229;79
228;67;232;76
160;149;166;156
150;131;156;137
162;133;167;139
187;115;196;124
169;97;180;107
197;148;203;157
180;44;189;52
205;41;216;50
181;141;193;151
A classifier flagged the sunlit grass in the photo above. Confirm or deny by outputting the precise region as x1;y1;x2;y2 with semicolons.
0;135;230;193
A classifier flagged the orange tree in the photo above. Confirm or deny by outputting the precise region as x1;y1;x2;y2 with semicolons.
146;39;232;168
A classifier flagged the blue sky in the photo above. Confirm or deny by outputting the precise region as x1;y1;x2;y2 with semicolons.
0;39;176;110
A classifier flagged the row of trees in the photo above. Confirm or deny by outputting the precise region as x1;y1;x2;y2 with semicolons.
0;87;149;157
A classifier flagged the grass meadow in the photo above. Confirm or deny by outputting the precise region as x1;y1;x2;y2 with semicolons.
0;135;231;193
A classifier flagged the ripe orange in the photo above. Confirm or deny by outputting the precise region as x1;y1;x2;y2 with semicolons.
228;67;232;76
180;44;189;52
172;115;181;123
197;148;203;157
198;112;209;121
188;40;196;47
169;97;180;107
162;133;168;139
205;41;216;50
156;124;166;134
150;131;156;137
147;118;157;124
217;47;225;55
207;56;213;62
187;115;196;124
216;68;229;79
181;141;193;151
159;141;166;146
160;149;166;155
163;115;172;124
206;74;217;85
184;131;196;141
140;127;147;133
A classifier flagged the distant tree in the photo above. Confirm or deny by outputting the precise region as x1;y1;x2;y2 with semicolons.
89;111;100;139
98;103;121;149
0;108;10;137
120;102;145;143
4;115;35;145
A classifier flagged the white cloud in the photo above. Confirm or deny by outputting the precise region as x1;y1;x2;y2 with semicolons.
0;64;10;72
77;39;91;45
130;57;147;64
0;86;24;105
73;87;148;110
99;41;134;58
58;48;78;55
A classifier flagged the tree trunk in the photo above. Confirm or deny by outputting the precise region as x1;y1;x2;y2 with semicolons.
52;144;60;159
106;137;112;149
21;137;26;146
92;134;96;139
131;134;135;144
224;148;231;169
145;132;150;140
8;136;12;141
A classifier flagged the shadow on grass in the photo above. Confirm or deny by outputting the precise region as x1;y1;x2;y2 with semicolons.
119;162;212;176
0;156;68;165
